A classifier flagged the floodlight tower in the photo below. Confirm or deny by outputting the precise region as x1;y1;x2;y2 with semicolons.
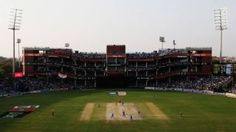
65;43;70;49
17;38;21;70
214;8;227;63
159;36;165;50
8;8;23;75
173;40;176;49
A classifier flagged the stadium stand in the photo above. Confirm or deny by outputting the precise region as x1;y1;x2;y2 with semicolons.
0;45;235;94
21;45;214;89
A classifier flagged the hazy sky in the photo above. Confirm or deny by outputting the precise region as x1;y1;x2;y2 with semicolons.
0;0;235;57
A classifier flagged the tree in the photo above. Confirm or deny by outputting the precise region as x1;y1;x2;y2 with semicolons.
0;57;12;79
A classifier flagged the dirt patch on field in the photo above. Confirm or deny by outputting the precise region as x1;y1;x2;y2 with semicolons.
80;102;168;121
106;102;142;121
145;102;169;120
80;103;95;121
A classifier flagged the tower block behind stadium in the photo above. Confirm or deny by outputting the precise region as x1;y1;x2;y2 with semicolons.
22;45;212;88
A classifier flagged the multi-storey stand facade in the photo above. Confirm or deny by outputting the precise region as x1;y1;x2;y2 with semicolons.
22;45;212;89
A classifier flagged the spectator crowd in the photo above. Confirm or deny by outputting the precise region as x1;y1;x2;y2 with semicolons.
156;76;233;91
0;75;234;97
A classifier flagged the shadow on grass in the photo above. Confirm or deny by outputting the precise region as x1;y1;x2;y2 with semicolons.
0;90;105;131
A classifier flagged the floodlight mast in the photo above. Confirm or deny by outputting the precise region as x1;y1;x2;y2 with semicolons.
8;8;22;76
214;8;227;63
17;38;21;70
159;36;165;50
173;40;176;49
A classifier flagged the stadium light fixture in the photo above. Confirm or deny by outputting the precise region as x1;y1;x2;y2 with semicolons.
8;8;23;75
65;43;70;48
159;36;165;50
214;8;227;63
173;40;176;49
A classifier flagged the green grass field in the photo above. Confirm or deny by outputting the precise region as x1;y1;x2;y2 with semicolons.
1;90;236;132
